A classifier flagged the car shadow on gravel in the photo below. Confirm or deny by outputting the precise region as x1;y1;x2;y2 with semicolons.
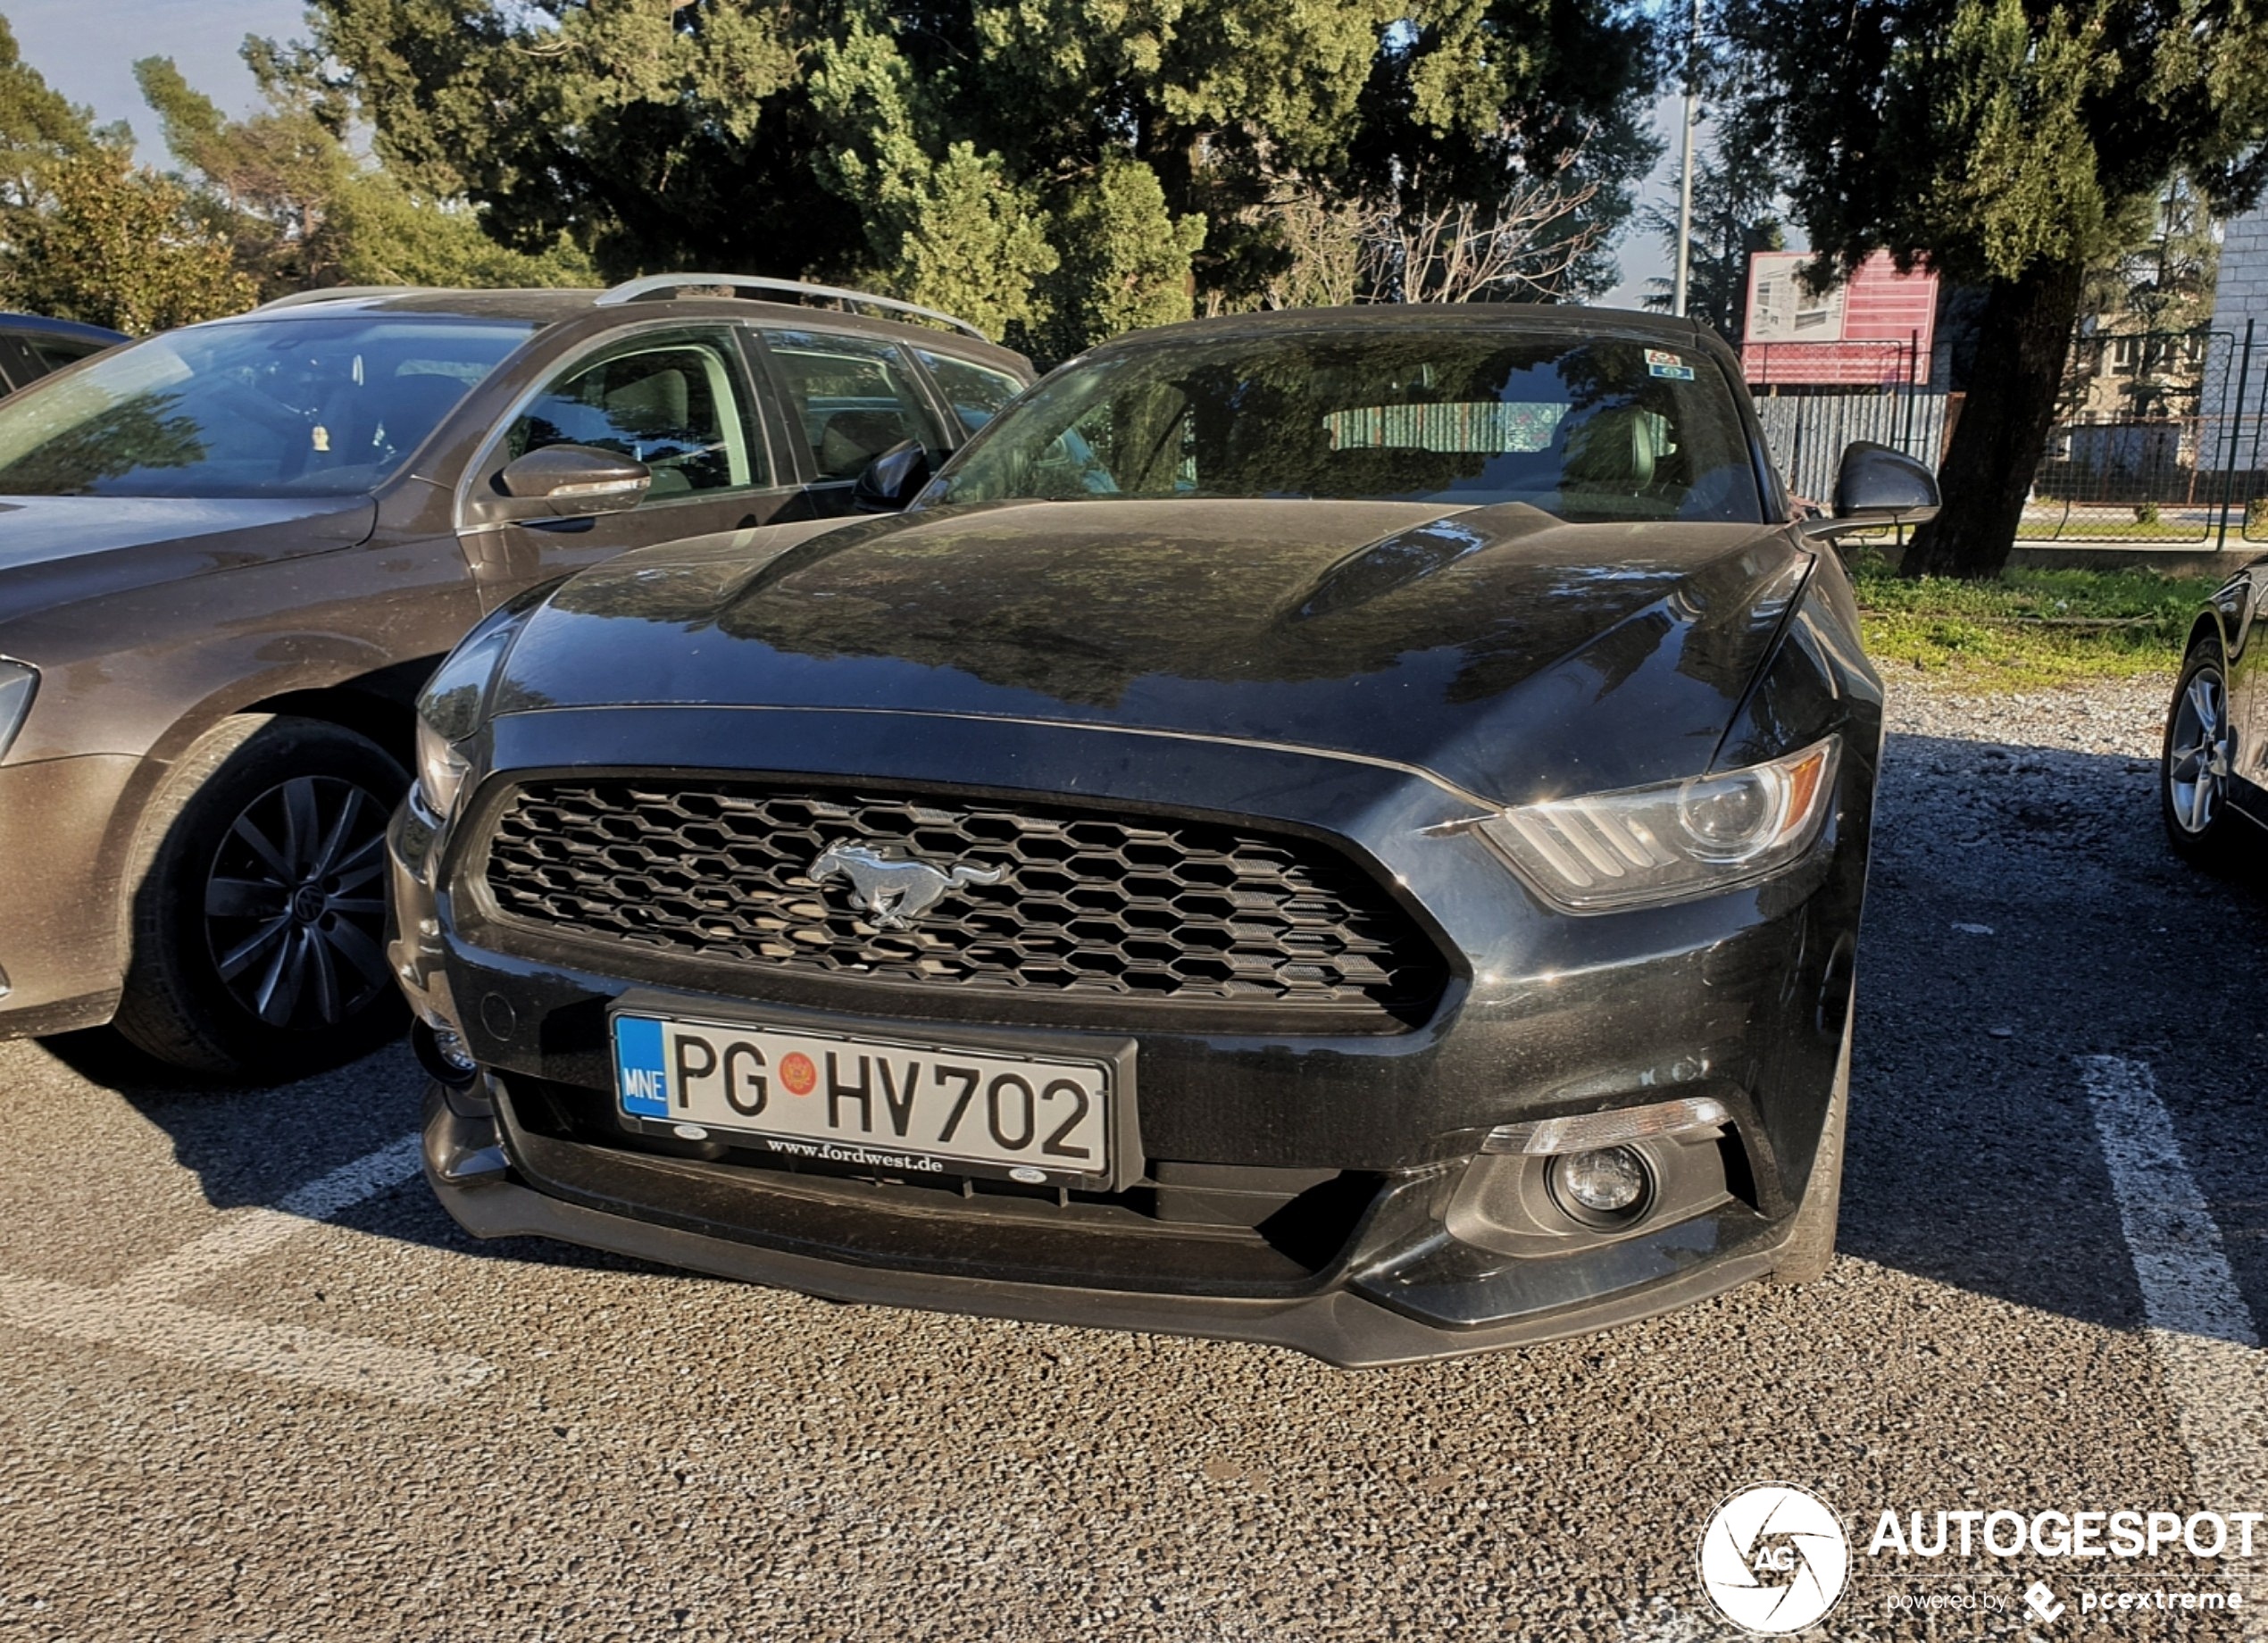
1839;728;2268;1339
32;1025;671;1280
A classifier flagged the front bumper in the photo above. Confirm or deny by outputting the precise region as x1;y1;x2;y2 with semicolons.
424;1080;1803;1369
0;754;144;1036
392;705;1872;1364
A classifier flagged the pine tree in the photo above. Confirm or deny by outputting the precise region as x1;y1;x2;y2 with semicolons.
1719;0;2268;578
0;17;251;331
133;53;593;299
296;0;1667;354
1640;138;1785;346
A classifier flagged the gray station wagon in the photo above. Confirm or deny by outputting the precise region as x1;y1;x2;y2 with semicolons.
0;276;1032;1074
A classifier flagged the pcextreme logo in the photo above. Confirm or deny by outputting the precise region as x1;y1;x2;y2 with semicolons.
1697;1483;1852;1634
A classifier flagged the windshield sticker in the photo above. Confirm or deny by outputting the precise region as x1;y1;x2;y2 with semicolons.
1646;348;1696;380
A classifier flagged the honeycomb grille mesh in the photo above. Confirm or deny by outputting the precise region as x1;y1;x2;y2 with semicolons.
479;780;1445;1020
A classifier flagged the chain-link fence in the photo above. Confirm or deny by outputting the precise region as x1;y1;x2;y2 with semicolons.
1747;320;2268;550
2021;327;2230;543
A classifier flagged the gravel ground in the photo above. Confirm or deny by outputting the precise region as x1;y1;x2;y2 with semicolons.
2;671;2264;1642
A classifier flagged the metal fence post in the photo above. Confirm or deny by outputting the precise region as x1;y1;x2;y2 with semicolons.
2219;318;2254;555
1903;329;1920;452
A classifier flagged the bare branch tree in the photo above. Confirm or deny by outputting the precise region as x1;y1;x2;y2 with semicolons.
1362;159;1602;304
1238;143;1605;311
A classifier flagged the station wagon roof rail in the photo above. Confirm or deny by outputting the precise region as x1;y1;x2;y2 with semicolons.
254;285;426;311
594;273;989;341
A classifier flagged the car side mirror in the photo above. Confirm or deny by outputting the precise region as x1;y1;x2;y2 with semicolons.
1805;441;1939;536
852;439;931;513
490;445;652;521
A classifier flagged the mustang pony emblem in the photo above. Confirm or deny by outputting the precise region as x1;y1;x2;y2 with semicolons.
809;842;1003;930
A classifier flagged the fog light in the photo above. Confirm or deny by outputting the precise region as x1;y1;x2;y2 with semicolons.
413;1016;480;1086
433;1027;476;1073
1551;1147;1650;1222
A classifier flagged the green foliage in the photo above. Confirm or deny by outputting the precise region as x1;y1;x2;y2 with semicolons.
1721;0;2268;291
1640;129;1785;343
1847;552;2198;685
131;51;591;300
0;18;253;331
1720;0;2268;580
322;176;596;288
0;13;109;215
304;0;855;279
1038;155;1206;357
1928;0;2111;281
4;150;255;332
298;0;1666;352
811;25;1057;338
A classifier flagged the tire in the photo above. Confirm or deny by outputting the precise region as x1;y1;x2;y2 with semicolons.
1770;1024;1848;1287
2163;637;2248;872
113;714;409;1078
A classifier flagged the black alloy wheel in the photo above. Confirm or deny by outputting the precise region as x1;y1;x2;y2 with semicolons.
203;774;394;1030
115;714;410;1077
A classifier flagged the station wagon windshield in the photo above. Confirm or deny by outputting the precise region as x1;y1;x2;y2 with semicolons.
926;329;1766;524
0;315;537;498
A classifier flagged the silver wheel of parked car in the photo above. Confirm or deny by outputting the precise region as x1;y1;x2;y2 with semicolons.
2167;662;2230;834
2162;637;2247;872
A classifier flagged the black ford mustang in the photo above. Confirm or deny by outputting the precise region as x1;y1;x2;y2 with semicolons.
388;306;1933;1365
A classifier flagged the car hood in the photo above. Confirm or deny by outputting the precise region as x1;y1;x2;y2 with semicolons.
498;498;1814;806
0;494;378;615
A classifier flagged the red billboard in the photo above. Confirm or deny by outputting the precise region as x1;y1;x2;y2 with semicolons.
1740;250;1938;386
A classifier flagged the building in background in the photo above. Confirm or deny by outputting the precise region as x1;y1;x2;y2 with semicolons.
1740;251;1938;387
1738;251;1942;501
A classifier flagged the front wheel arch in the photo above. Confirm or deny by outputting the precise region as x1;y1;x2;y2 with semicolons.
113;713;411;1076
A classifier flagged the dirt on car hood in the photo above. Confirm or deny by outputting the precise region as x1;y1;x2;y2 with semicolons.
498;498;1814;805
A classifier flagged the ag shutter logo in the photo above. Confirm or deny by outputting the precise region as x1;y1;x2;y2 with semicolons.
1698;1483;1852;1634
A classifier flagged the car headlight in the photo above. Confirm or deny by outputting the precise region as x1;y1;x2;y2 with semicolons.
413;605;535;822
1477;736;1840;912
0;660;37;763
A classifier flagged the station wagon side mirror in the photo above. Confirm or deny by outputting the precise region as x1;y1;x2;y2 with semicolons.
852;439;931;513
1806;441;1940;537
490;444;653;521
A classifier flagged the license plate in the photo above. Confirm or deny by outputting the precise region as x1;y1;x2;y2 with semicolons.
611;1011;1113;1184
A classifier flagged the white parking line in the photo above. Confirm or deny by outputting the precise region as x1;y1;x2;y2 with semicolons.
113;1133;423;1301
2080;1055;2268;1628
0;1133;489;1405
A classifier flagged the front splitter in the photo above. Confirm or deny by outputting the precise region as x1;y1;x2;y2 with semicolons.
423;1088;1786;1369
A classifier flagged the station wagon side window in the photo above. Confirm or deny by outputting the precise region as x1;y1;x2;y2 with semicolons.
759;330;943;482
26;334;109;374
914;349;1026;438
505;331;768;498
0;334;31;394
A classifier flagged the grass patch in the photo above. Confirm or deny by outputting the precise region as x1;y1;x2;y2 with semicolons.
1843;550;2200;688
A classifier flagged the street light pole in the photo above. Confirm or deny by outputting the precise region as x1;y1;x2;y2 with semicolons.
1671;0;1700;317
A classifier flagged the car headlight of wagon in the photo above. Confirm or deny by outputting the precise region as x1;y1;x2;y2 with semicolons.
413;604;536;822
0;660;37;763
1477;737;1840;912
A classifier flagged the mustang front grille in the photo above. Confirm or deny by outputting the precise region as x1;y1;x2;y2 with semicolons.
479;780;1447;1021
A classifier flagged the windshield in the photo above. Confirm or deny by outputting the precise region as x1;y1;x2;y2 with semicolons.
925;327;1765;524
0;315;537;498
